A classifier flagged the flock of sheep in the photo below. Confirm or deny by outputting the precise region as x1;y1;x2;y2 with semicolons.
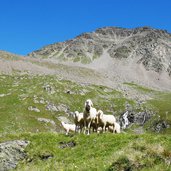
61;99;121;135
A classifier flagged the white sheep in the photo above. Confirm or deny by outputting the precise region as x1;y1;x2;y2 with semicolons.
74;111;84;133
97;110;116;133
108;122;121;133
114;122;121;133
83;99;97;135
61;121;76;135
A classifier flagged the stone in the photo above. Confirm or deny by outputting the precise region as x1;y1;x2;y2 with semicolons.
57;104;69;112
0;140;29;171
58;116;71;123
153;120;170;133
58;141;76;149
119;110;153;129
37;118;56;126
46;103;58;112
46;103;69;113
28;106;40;112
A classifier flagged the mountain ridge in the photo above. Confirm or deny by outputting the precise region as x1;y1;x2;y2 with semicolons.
0;26;171;91
28;26;171;74
27;26;171;91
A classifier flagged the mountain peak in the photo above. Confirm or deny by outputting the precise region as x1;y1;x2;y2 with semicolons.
28;26;171;76
28;27;171;90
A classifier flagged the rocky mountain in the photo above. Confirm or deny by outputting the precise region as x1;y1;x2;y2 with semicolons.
28;26;171;91
28;27;171;75
1;27;171;91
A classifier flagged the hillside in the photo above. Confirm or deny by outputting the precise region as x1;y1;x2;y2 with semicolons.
0;73;171;138
1;133;171;171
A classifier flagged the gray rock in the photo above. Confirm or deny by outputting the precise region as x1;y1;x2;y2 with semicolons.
28;106;40;112
133;111;152;125
153;120;170;133
58;116;71;123
57;104;69;112
0;140;29;171
37;118;56;126
58;141;76;149
46;103;58;112
119;110;154;129
33;96;46;104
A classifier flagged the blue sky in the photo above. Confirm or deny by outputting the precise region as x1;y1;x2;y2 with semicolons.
0;0;171;55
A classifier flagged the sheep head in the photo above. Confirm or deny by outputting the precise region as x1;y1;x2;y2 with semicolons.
74;111;79;118
85;99;93;112
61;121;65;126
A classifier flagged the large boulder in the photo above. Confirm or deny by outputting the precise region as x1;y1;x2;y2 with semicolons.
0;140;29;171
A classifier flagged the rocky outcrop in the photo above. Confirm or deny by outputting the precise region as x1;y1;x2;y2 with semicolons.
46;103;69;113
0;140;29;171
119;110;154;130
152;120;170;133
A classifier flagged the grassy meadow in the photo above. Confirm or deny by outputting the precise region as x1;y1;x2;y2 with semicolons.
0;74;171;170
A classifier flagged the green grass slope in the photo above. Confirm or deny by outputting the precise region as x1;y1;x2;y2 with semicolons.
0;133;170;171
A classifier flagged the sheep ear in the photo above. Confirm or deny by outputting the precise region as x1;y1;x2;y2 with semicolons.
91;102;93;107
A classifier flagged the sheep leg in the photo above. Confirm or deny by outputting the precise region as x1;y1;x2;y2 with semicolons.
95;123;98;132
113;124;115;133
87;121;91;135
76;125;80;133
78;125;81;133
105;126;107;132
83;126;86;134
83;120;87;134
103;125;106;133
80;125;83;133
75;125;78;133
